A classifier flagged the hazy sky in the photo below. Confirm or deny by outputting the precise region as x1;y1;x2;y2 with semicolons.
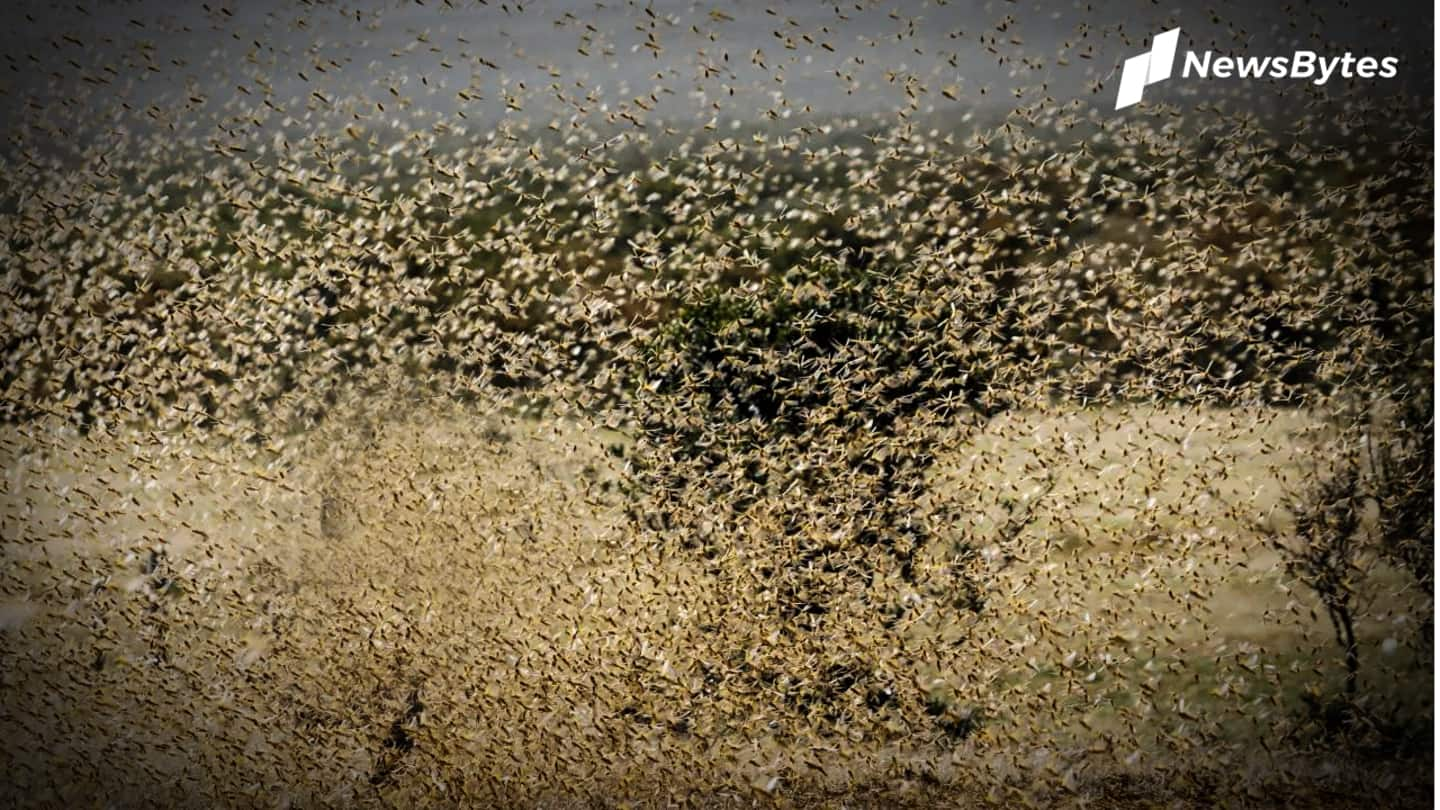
0;0;1431;148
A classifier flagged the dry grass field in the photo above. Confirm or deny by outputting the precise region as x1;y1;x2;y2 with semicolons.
2;401;1427;807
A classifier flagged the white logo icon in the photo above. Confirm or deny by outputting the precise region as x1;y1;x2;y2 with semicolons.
1115;28;1181;109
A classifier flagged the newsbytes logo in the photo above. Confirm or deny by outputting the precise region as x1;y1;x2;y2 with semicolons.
1114;28;1400;109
